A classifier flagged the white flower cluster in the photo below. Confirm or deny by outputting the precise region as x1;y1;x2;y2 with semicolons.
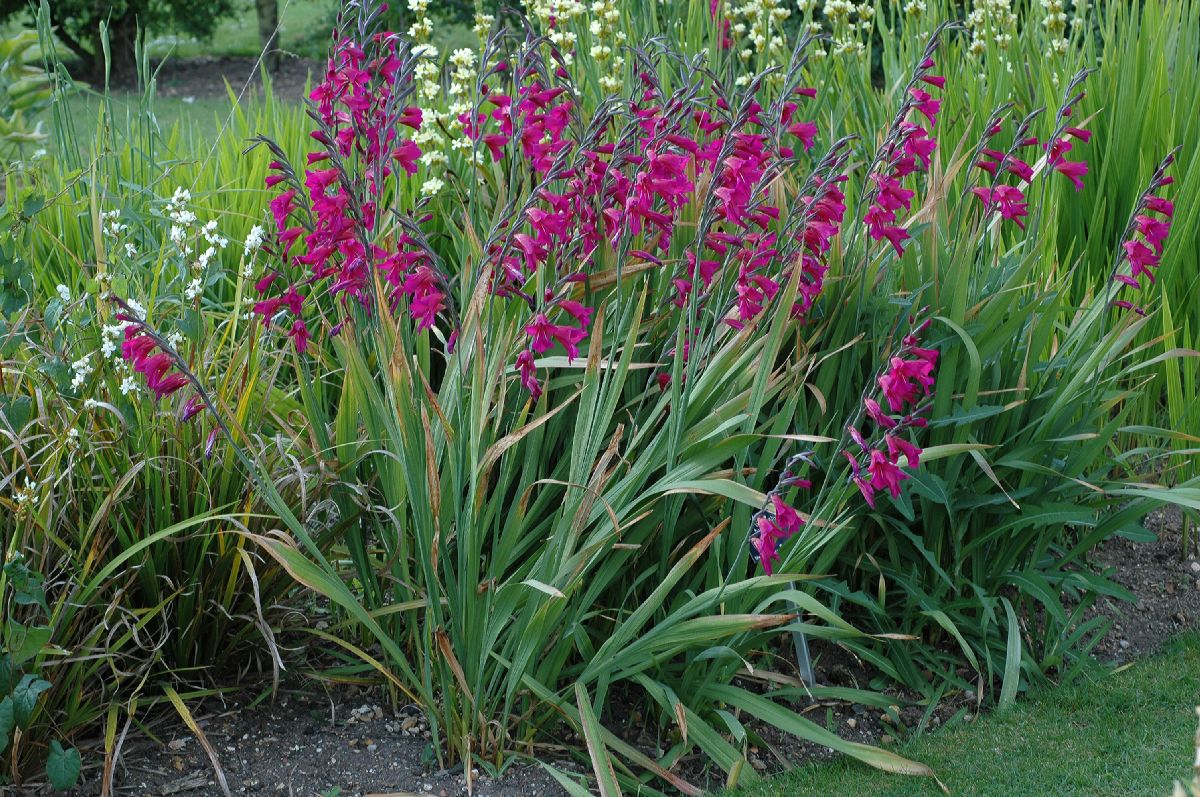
242;223;266;278
185;277;204;301
101;208;138;258
70;353;94;390
473;11;496;40
125;298;147;320
724;0;793;81
14;477;38;517
1041;0;1072;56
525;0;587;64
408;0;433;45
100;322;124;358
166;188;197;254
56;284;71;303
100;320;140;396
802;0;873;63
443;47;479;162
405;0;454;193
1041;0;1068;34
588;0;627;93
161;187;230;302
966;0;1016;57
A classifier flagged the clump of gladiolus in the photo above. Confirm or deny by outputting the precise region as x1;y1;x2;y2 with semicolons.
1111;148;1179;316
250;1;451;352
248;9;844;400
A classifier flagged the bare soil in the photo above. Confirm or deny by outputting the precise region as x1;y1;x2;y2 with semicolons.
120;56;319;103
1091;505;1200;660
52;689;568;797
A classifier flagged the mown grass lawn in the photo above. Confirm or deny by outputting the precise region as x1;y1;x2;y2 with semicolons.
727;635;1200;797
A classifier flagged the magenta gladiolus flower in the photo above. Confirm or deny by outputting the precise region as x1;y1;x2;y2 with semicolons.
864;398;897;429
971;184;1030;230
885;434;922;468
525;313;588;362
751;494;806;575
1047;138;1089;191
119;323;204;418
866;449;908;500
1145;196;1174;217
516;350;541;399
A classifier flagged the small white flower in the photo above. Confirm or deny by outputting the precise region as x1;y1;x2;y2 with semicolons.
196;246;217;271
185;277;203;301
56;284;71;303
125;299;147;320
420;149;449;168
166;329;184;349
84;398;102;410
15;477;38;509
202;220;229;249
243;224;265;256
420;177;445;196
125;242;138;258
119;375;139;395
70;353;94;389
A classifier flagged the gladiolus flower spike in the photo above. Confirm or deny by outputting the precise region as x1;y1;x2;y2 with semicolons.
750;318;938;574
1110;148;1180;316
861;30;951;258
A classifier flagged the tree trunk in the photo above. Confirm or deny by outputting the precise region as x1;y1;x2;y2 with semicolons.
256;0;281;74
92;12;141;86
